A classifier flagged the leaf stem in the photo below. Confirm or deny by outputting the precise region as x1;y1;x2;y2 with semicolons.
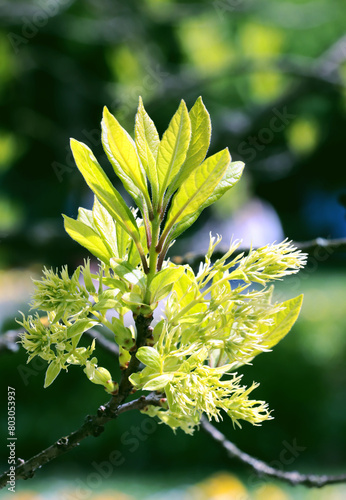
144;215;161;304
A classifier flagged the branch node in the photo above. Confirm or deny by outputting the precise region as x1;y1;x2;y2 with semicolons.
97;405;106;417
56;437;69;448
92;425;104;437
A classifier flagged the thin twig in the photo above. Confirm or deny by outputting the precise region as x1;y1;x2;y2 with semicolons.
200;417;346;488
0;312;156;489
0;393;162;489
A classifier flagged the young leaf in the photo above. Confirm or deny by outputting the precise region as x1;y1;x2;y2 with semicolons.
112;317;134;349
166;96;211;198
143;373;175;391
170;160;243;242
135;97;160;205
111;261;146;290
149;267;185;303
67;319;98;339
92;289;121;312
162;148;231;244
82;259;96;294
128;225;149;268
136;346;162;371
199;161;244;211
260;294;304;349
92;197;118;257
77;207;95;228
157;100;191;203
233;294;304;369
102;107;150;211
70;139;140;243
63;215;113;263
171;161;244;240
116;221;131;260
44;360;61;388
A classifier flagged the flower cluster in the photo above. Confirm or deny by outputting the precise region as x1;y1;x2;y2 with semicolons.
129;235;306;433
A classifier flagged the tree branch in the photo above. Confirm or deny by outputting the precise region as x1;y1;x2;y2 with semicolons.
172;237;346;272
0;393;162;489
0;303;156;490
108;313;154;413
200;417;346;488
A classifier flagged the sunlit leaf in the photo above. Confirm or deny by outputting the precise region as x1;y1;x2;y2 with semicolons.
92;197;118;257
102;107;149;210
164;148;231;242
143;373;174;391
135;96;160;205
136;346;162;370
150;266;185;303
157;100;191;202
70;139;140;243
166;96;211;198
63;215;113;263
44;360;61;388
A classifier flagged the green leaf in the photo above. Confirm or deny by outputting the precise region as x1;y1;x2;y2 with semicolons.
77;207;95;228
170;159;243;242
199;161;244;211
67;319;98;339
163;148;231;242
128;225;149;268
111;261;145;290
143;373;174;391
157;100;191;202
44;360;61;388
92;289;121;312
102;107;149;210
92;197;118;257
166;96;211;198
112;318;134;349
82;259;96;294
234;294;304;369
150;267;185;303
116;222;131;260
136;346;162;370
63;215;113;263
135;97;160;205
70;139;140;243
260;294;304;350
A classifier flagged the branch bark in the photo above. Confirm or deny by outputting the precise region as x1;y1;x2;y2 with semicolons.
200;417;346;488
0;393;162;489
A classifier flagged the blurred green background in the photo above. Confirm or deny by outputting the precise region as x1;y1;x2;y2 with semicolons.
0;0;345;498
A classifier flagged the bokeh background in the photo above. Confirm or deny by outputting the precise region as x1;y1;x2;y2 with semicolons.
0;0;346;498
